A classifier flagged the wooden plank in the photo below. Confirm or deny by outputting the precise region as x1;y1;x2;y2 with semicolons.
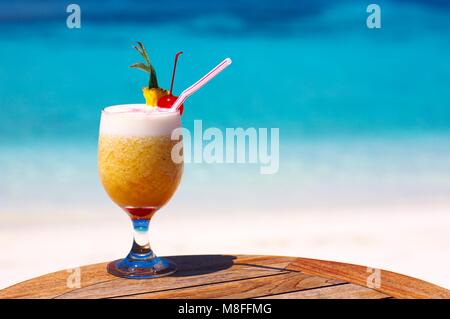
259;283;389;299
115;272;344;299
287;257;450;299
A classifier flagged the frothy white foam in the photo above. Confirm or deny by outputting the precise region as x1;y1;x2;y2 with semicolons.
100;104;181;137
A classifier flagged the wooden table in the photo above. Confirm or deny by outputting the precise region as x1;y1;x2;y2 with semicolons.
1;255;449;299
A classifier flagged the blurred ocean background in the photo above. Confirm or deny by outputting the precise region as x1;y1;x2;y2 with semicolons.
1;0;450;288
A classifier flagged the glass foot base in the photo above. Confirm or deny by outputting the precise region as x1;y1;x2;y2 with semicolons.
107;257;177;279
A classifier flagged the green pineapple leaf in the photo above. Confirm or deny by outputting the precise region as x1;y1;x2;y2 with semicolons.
130;62;151;73
132;41;158;89
132;46;144;59
136;42;151;66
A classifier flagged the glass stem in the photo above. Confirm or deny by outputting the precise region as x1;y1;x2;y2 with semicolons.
128;219;155;261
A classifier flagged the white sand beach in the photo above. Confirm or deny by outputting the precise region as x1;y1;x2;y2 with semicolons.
1;207;449;290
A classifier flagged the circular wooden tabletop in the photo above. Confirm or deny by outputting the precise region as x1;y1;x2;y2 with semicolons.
1;255;449;299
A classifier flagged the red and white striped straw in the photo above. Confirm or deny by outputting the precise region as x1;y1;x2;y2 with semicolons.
170;58;232;111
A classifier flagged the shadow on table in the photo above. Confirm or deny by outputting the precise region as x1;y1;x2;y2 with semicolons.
165;255;237;277
166;254;290;278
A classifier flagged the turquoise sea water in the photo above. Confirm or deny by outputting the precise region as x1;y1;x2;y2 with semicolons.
1;0;450;212
1;0;450;144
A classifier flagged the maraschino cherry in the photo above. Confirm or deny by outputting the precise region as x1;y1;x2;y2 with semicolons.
158;51;184;114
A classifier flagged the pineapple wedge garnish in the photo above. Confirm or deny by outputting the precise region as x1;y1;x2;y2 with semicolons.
142;87;169;107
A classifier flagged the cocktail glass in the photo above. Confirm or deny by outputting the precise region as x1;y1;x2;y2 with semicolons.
98;104;183;279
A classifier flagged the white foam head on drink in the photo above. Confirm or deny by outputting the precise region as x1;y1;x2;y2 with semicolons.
100;104;181;137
